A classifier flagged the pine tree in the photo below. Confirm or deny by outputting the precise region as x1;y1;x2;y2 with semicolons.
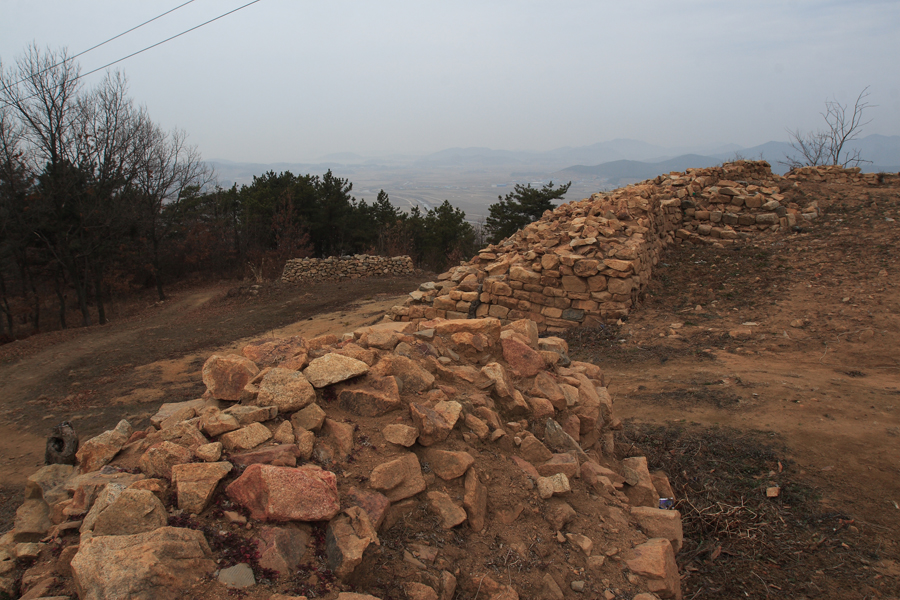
484;181;571;243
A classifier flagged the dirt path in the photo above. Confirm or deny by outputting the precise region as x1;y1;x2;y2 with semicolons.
564;340;900;597
606;349;899;530
0;275;428;527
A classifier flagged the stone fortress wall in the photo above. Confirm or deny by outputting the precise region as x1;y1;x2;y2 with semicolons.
281;255;414;283
388;162;881;332
4;161;883;600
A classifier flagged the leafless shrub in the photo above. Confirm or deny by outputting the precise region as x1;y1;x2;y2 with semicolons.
783;87;874;170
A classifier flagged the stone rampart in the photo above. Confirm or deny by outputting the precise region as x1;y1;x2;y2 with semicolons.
281;254;414;283
388;162;878;332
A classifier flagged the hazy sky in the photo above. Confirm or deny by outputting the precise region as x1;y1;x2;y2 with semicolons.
2;1;898;163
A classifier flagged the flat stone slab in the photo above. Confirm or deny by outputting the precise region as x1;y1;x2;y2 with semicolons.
303;354;369;388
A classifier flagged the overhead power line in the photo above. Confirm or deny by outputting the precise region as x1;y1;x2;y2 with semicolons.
77;0;265;81
4;0;199;88
1;0;264;104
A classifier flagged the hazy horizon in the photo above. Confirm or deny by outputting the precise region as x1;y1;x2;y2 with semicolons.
2;1;899;165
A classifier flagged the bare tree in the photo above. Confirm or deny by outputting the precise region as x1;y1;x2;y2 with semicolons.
73;71;153;323
0;103;31;336
134;124;212;300
1;49;158;326
0;45;82;170
0;46;89;325
471;213;488;250
1;44;216;332
75;71;149;192
785;87;874;169
1;46;209;324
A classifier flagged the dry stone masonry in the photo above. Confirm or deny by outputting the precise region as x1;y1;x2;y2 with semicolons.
3;316;684;600
281;255;414;283
388;162;879;332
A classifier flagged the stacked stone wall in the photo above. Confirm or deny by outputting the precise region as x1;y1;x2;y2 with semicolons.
281;254;414;283
388;162;878;332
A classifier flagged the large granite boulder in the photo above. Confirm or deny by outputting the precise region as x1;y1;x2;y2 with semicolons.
226;464;340;522
70;527;215;600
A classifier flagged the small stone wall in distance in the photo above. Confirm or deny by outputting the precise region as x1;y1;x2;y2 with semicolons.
281;254;414;283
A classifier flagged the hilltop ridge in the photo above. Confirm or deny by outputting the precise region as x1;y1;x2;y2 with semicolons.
0;162;898;600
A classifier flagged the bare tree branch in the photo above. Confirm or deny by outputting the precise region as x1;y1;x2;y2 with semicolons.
783;128;828;169
825;87;873;167
783;86;875;170
0;44;82;169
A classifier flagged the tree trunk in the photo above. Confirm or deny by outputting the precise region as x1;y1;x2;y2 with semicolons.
232;202;242;263
32;292;40;332
23;263;40;333
66;256;91;327
76;278;91;327
0;272;14;339
92;261;107;325
0;300;11;339
54;265;67;329
151;235;165;301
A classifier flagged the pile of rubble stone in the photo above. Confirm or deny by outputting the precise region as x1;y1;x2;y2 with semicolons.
281;255;415;284
386;161;875;332
2;317;684;600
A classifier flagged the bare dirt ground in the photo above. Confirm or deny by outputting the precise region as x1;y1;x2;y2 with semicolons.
0;177;898;599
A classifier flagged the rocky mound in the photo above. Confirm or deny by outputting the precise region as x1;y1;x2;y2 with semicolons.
1;317;683;600
388;162;880;332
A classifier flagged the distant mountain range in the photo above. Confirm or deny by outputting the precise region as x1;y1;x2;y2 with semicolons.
406;139;746;169
208;134;900;189
559;154;723;183
555;135;900;186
